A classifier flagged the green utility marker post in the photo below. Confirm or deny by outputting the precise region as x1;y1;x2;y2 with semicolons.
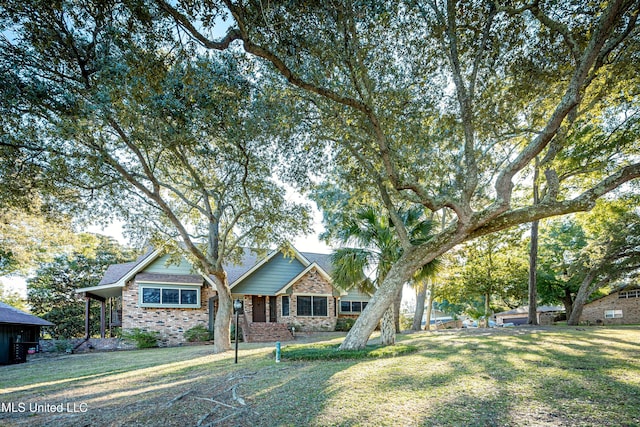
275;341;281;363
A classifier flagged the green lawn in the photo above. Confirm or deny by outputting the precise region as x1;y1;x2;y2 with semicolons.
1;327;639;426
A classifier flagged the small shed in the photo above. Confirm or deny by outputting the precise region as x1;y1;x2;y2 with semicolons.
0;302;53;364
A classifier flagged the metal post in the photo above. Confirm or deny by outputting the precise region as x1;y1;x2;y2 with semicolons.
275;341;281;363
234;309;239;364
234;299;242;364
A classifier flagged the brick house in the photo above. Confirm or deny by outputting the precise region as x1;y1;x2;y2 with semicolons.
77;245;370;345
579;286;640;325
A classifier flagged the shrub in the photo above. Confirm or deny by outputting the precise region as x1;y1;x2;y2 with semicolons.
123;328;159;349
230;323;243;342
184;325;211;342
278;343;418;361
53;339;72;353
399;314;414;331
335;318;356;331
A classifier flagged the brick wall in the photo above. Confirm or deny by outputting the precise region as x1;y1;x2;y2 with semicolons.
281;268;338;332
122;278;217;346
580;292;640;325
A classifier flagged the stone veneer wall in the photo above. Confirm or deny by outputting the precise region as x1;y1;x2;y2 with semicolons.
122;278;217;346
279;268;338;332
580;292;640;325
39;338;136;353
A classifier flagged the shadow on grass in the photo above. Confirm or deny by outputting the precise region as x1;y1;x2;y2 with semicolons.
2;328;640;426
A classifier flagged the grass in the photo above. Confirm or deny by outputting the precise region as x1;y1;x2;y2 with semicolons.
1;327;640;426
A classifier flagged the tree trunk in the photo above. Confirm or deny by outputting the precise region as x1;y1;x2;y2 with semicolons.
393;285;403;333
339;242;453;350
210;276;233;353
567;270;599;325
412;283;427;331
380;305;395;345
484;292;491;328
562;288;574;319
424;285;433;331
528;218;539;325
339;255;415;349
528;157;540;325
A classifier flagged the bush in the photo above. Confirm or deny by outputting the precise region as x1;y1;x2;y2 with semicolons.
231;323;243;342
335;318;356;331
123;328;159;349
400;314;414;331
184;325;211;342
278;343;418;361
53;339;72;353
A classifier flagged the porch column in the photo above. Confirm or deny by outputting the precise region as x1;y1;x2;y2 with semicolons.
85;292;106;340
100;300;106;338
84;296;91;340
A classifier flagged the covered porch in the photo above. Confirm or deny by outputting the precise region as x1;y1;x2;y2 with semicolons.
76;283;123;339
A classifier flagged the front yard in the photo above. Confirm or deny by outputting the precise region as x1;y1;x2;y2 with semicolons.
1;327;640;426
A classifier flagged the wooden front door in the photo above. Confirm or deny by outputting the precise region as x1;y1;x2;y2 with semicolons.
252;296;266;322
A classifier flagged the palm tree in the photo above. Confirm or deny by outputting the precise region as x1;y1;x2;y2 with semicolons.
330;206;439;345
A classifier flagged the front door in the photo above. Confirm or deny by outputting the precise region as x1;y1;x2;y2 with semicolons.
252;296;266;322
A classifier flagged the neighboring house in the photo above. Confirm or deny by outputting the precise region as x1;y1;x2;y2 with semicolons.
0;302;53;364
494;305;565;326
77;244;370;345
580;286;640;325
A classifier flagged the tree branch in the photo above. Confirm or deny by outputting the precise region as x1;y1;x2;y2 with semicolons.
471;162;640;240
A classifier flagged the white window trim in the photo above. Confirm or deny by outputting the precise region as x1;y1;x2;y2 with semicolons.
296;295;330;317
138;283;201;308
619;290;639;299
604;309;623;319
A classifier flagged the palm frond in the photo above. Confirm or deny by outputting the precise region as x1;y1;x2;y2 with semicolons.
330;247;375;291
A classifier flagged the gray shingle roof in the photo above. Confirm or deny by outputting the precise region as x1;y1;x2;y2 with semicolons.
0;302;54;326
301;252;333;275
224;248;263;284
98;249;156;285
97;246;334;287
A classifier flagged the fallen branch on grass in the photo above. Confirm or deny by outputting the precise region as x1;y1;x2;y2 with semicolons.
194;396;237;410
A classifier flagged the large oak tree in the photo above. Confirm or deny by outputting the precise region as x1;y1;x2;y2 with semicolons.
157;0;640;349
0;1;310;352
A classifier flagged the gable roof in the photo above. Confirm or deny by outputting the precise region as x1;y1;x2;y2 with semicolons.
228;246;339;296
83;244;335;297
97;248;159;286
0;302;54;326
228;246;311;288
274;262;343;296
